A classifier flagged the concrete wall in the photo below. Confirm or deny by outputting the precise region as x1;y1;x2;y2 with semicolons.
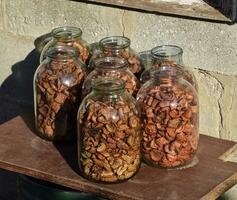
0;0;237;198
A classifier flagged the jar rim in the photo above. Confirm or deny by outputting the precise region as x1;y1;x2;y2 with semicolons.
92;77;125;93
47;45;79;60
99;36;130;50
151;45;183;58
94;57;128;71
52;26;82;40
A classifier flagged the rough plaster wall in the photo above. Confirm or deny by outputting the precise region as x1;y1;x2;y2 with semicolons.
0;0;237;198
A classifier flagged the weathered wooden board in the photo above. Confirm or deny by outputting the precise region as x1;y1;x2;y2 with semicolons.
0;116;237;200
83;0;234;22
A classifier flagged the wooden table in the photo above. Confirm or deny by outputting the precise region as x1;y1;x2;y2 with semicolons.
0;116;236;200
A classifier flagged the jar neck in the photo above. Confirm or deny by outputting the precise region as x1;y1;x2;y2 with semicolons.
92;78;125;95
52;26;82;42
150;66;183;84
94;57;128;72
99;36;130;52
151;45;183;65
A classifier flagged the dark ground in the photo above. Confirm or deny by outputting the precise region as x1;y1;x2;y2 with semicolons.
0;169;18;200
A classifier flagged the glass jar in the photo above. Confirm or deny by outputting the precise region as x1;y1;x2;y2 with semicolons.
137;66;199;168
40;26;90;64
34;45;87;141
140;45;198;90
82;57;140;97
77;77;141;183
88;36;142;76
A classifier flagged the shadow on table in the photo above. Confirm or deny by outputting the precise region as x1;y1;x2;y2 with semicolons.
54;140;81;175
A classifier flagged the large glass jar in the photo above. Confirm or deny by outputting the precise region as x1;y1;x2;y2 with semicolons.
82;57;140;97
88;36;142;76
40;26;90;64
137;66;199;168
34;45;87;141
77;78;141;183
140;45;198;90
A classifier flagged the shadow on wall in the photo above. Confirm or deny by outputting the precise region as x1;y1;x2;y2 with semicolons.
0;33;52;127
0;48;40;127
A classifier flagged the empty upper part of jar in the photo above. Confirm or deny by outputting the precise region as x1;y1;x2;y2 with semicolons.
92;77;126;94
94;56;128;71
149;65;184;86
99;36;130;51
151;45;183;65
47;45;79;60
52;26;82;41
150;65;183;78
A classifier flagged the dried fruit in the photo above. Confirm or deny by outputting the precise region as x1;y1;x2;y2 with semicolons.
78;98;141;182
137;80;198;168
35;47;86;140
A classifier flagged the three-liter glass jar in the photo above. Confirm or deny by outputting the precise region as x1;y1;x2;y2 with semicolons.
40;26;91;64
82;57;140;97
140;45;198;91
34;45;87;141
88;36;142;77
137;66;199;168
77;77;141;183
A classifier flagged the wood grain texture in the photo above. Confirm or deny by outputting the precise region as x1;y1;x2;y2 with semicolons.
84;0;232;21
0;116;237;200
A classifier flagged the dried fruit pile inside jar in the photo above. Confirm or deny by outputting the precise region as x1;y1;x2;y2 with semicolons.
78;78;141;183
137;66;199;168
34;46;86;141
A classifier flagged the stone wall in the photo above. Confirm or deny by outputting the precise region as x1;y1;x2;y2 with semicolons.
0;0;237;197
